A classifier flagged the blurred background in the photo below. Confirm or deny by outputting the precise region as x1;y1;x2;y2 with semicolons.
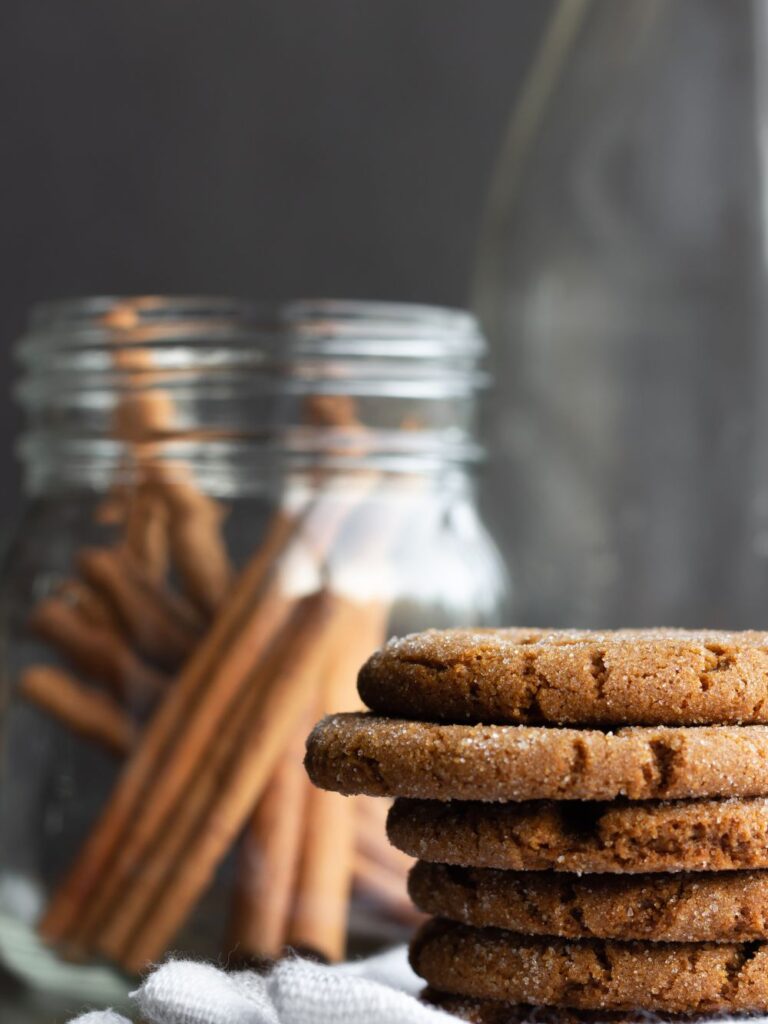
0;0;551;520
4;0;768;630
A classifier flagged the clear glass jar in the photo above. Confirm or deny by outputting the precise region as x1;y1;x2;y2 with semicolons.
0;296;509;1015
475;0;766;628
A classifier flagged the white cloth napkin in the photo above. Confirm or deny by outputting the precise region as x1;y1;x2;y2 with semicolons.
65;948;768;1024
66;946;456;1024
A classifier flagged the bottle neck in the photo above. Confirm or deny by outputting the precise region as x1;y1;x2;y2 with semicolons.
15;297;487;499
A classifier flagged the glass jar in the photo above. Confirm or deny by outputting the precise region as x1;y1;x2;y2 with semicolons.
475;0;766;628
0;296;509;1014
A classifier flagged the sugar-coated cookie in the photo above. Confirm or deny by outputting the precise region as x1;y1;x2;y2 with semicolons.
306;713;768;801
410;920;768;1013
409;863;768;942
359;629;768;726
388;797;768;873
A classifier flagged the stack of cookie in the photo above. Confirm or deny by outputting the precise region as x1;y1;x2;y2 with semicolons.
306;628;768;1021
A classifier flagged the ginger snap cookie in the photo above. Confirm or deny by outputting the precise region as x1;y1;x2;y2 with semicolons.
409;864;768;943
358;628;768;726
387;797;768;873
422;992;715;1023
410;920;768;1013
305;712;768;802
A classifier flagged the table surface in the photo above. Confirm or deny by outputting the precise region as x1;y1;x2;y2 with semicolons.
0;975;132;1023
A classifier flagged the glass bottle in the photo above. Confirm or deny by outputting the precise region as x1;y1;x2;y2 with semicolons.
475;0;767;628
0;296;509;1017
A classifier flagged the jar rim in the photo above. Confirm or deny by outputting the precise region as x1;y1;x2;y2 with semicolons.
29;294;264;328
15;296;488;490
30;295;475;324
22;295;482;357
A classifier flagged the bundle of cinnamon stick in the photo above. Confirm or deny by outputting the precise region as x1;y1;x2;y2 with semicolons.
19;303;418;974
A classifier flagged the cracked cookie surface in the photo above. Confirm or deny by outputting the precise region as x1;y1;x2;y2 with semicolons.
305;713;768;801
409;864;768;942
388;797;768;874
410;920;768;1013
359;628;768;726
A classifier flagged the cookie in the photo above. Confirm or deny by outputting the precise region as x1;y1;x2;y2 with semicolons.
387;797;768;873
359;629;768;726
410;920;768;1013
422;991;716;1023
305;713;768;802
409;864;768;942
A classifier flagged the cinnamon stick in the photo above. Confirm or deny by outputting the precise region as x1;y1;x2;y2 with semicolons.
38;506;302;946
227;717;313;961
306;394;361;431
145;472;233;615
31;597;167;704
120;542;206;633
109;338;177;443
114;393;177;443
353;853;422;926
20;666;136;756
77;547;200;668
38;380;391;966
95;492;127;527
121;485;170;584
355;801;413;878
123;550;206;634
67;526;317;955
285;785;353;962
284;600;389;962
55;580;122;633
111;592;353;972
106;302;233;612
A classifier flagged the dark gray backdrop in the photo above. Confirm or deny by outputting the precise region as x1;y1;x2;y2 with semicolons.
0;0;550;525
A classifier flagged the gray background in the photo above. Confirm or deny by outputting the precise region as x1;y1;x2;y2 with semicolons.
0;0;551;524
